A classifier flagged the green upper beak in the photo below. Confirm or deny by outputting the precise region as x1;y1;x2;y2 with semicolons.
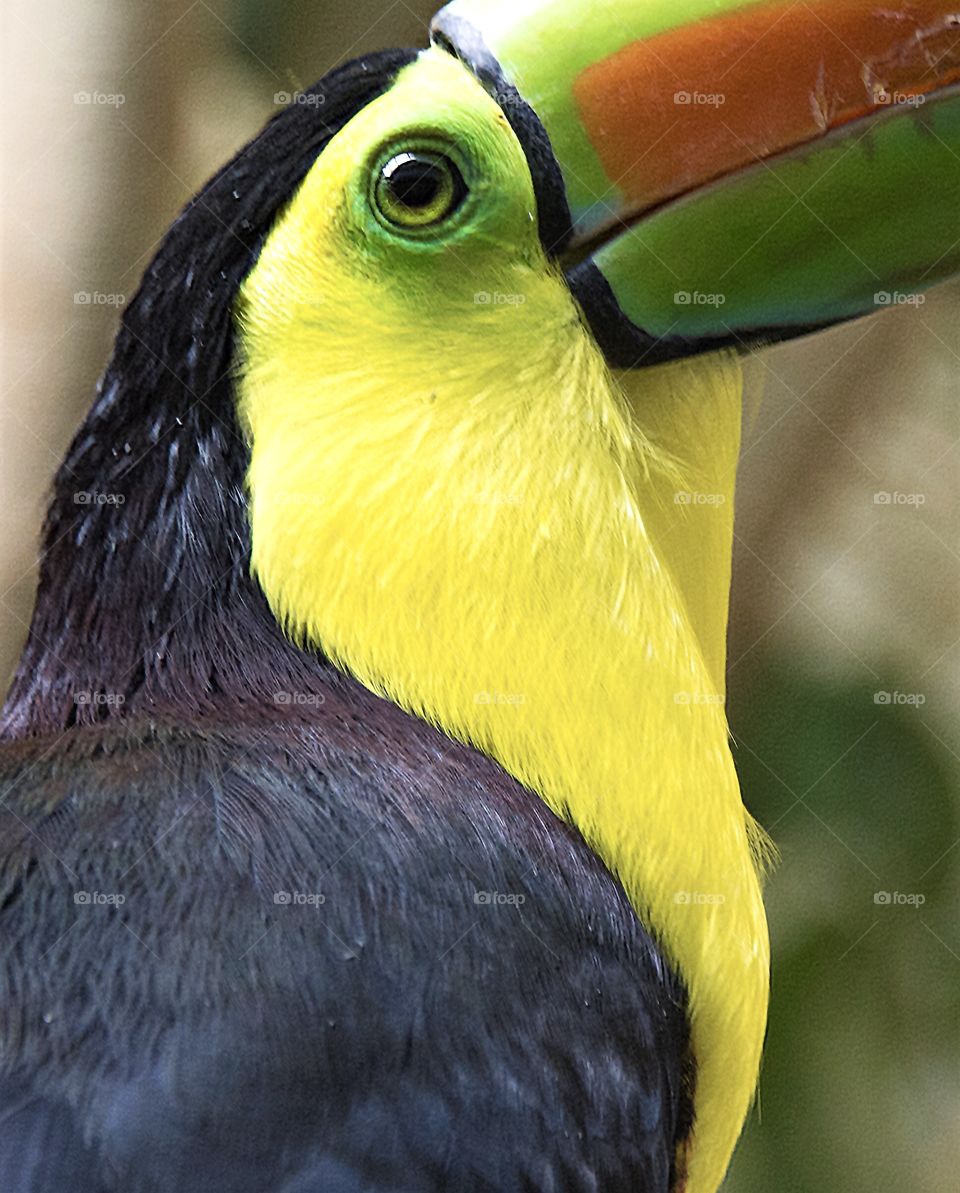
432;0;960;365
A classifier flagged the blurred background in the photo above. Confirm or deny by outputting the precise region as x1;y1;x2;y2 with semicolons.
2;2;957;1188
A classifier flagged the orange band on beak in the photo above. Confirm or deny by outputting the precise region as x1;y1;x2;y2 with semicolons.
573;0;960;214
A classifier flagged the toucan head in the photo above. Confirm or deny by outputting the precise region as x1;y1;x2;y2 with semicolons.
237;0;960;694
9;3;959;1192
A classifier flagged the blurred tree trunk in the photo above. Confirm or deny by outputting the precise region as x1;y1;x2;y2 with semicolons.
1;1;186;686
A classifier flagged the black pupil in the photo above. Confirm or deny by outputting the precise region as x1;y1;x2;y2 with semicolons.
386;157;445;210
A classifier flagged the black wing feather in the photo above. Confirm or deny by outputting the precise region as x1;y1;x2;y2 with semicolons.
0;718;691;1192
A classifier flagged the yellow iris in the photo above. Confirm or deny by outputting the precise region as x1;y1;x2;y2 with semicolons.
373;150;464;229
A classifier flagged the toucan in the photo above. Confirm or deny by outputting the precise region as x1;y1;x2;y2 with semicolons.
1;1;958;1190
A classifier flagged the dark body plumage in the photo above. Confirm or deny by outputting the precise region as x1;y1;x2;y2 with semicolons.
0;52;692;1191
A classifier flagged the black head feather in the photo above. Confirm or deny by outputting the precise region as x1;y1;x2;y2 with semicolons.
2;51;418;738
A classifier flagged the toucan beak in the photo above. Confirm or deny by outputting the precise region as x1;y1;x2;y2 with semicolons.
432;0;960;366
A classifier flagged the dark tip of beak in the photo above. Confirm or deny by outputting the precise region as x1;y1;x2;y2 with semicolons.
569;262;846;369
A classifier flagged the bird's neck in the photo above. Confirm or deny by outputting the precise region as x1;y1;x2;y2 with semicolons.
1;48;421;739
240;339;770;1193
0;358;334;737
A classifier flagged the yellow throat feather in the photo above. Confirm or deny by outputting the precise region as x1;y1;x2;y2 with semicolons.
237;48;770;1193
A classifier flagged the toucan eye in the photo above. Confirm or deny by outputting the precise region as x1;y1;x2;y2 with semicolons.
374;150;467;231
